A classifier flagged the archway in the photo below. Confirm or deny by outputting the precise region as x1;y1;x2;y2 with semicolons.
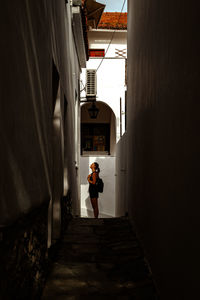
80;101;117;218
81;101;116;156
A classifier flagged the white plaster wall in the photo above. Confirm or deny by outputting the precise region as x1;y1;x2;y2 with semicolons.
64;2;81;216
88;30;127;57
0;0;82;227
79;29;127;218
81;30;127;141
125;1;200;298
80;156;116;218
115;132;128;217
81;59;125;142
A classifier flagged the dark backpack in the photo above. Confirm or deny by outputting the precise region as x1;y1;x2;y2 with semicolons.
96;177;104;193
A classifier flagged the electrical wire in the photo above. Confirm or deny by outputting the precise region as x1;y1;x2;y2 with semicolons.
96;0;127;72
80;79;86;92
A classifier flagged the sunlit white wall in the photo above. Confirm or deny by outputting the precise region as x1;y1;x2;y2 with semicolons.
80;29;127;217
81;29;127;141
80;156;116;217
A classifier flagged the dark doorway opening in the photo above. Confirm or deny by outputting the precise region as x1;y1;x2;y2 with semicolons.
81;123;110;154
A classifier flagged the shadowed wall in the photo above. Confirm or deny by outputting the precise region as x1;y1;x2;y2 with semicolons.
116;1;200;299
0;0;79;227
0;1;80;298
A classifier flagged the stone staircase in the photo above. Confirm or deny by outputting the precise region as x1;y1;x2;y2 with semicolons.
42;217;158;299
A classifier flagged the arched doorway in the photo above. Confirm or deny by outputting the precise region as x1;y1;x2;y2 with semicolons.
81;101;116;155
80;101;117;218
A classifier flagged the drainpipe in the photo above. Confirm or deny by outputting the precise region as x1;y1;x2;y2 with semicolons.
120;97;122;137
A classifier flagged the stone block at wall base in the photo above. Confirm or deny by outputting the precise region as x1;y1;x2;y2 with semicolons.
0;203;49;300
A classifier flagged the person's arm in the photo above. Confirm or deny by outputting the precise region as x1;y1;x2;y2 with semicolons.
87;174;91;183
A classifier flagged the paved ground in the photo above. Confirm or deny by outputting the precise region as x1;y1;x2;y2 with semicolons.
42;217;159;299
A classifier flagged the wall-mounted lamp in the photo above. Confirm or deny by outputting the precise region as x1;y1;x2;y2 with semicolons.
80;95;99;119
88;102;99;119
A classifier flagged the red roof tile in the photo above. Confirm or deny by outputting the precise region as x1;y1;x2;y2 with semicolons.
98;12;127;30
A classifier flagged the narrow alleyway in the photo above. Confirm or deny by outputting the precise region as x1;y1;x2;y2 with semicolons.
42;217;158;299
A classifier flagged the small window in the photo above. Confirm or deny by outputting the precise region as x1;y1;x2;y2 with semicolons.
89;49;105;57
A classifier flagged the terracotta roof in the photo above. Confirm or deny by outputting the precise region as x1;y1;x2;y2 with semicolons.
98;12;127;30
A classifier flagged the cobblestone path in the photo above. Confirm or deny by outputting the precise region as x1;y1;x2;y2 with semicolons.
42;217;158;299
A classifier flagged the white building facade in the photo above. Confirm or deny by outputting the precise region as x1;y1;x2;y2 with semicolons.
80;13;127;217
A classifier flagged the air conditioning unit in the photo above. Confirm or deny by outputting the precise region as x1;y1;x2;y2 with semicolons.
72;0;81;6
86;69;97;97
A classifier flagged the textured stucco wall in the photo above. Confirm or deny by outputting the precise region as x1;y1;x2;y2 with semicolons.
123;1;200;299
0;1;80;295
0;0;80;227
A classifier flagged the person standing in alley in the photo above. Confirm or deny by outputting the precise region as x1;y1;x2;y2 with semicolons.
87;162;100;218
